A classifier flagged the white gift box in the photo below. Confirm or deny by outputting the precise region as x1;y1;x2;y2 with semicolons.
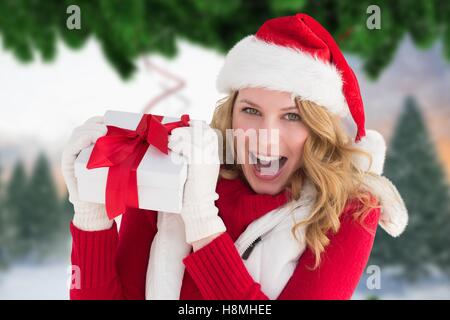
74;110;188;214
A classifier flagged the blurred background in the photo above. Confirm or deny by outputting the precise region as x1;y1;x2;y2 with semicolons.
0;0;449;300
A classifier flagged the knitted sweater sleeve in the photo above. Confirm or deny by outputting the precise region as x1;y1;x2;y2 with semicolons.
69;207;158;300
182;206;381;300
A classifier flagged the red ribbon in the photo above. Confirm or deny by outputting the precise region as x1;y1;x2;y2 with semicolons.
86;114;190;219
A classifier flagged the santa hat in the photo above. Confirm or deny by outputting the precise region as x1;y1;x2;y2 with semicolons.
216;13;386;175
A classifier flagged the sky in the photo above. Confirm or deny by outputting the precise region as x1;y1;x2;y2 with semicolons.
0;37;225;145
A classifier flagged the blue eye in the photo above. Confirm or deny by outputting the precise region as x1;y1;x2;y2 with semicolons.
242;107;260;115
285;113;301;121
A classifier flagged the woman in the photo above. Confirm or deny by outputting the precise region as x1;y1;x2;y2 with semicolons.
62;13;407;300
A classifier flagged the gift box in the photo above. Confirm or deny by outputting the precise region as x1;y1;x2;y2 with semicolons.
74;110;189;218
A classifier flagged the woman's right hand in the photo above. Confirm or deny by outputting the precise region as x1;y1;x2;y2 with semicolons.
61;116;113;231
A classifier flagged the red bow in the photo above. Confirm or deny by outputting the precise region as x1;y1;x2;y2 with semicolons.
86;114;190;219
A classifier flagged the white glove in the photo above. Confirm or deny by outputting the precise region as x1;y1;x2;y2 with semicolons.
61;116;113;231
168;120;226;244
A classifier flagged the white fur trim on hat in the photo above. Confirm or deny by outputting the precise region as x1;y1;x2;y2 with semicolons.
362;174;408;237
216;35;348;116
352;130;387;175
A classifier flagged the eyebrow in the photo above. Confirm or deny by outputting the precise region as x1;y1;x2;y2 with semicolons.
238;99;297;111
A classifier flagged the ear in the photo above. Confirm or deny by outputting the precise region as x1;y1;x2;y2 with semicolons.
352;130;386;175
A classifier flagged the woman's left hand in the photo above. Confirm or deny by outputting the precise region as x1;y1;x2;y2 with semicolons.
168;120;226;245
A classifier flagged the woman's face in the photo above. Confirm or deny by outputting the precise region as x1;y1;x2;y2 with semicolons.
232;87;310;195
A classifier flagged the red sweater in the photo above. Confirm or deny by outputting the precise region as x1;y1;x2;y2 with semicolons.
70;177;380;300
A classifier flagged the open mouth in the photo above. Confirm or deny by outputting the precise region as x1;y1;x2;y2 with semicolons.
249;152;288;178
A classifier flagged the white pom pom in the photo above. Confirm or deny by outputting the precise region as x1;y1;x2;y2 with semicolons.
352;130;386;175
362;175;408;237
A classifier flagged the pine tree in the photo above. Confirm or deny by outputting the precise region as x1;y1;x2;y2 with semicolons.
26;152;62;259
370;96;450;279
4;160;30;259
58;190;75;242
0;1;449;79
0;165;7;269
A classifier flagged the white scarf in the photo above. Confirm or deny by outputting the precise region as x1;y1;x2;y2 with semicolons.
145;175;408;300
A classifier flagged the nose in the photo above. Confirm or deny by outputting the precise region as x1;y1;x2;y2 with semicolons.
256;115;281;156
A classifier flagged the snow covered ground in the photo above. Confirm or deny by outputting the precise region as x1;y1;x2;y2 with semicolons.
0;259;71;300
1;260;449;300
354;266;450;300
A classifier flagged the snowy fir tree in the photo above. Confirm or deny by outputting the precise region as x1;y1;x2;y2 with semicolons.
26;152;63;258
2;153;69;263
370;96;450;279
58;191;75;242
3;160;29;259
0;165;7;269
